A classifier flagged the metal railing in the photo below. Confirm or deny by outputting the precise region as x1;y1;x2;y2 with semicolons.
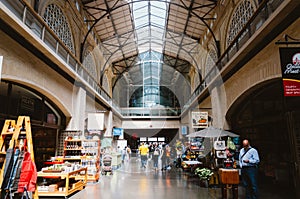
182;0;284;113
120;107;181;117
1;0;283;117
1;0;111;103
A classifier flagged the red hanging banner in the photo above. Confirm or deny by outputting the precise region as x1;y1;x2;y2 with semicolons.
280;47;300;96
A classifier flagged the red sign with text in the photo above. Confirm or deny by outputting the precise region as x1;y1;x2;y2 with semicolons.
280;48;300;96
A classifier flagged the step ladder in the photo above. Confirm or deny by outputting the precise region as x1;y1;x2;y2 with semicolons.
0;116;38;198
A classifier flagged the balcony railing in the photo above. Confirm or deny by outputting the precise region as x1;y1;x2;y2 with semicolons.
1;0;111;103
120;107;181;117
1;0;283;118
181;0;284;113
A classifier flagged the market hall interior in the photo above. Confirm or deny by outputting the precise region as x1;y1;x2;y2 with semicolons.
68;157;294;199
0;0;300;198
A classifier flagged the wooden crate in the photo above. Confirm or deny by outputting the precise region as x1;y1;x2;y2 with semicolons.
219;168;239;184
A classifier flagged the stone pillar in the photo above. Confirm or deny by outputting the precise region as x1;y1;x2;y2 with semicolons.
105;110;113;137
66;85;86;134
210;84;227;128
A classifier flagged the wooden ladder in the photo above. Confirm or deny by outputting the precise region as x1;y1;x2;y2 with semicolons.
0;116;38;198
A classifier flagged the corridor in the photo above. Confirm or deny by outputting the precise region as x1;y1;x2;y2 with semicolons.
70;156;222;199
66;156;292;199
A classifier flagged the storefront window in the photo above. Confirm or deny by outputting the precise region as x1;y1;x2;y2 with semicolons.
0;81;61;126
0;81;9;114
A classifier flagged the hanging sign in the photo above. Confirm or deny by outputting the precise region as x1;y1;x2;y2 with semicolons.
280;48;300;96
88;113;104;130
192;111;208;128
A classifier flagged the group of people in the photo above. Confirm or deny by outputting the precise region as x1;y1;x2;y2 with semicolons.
137;142;182;171
119;138;260;199
120;145;131;163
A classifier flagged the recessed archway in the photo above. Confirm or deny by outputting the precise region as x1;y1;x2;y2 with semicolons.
226;79;296;195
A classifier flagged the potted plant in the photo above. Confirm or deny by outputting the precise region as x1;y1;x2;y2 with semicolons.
194;167;214;187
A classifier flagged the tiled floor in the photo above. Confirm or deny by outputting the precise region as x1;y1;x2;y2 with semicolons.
65;157;295;199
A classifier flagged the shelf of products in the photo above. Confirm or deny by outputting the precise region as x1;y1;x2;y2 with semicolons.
37;167;87;197
33;127;57;171
63;139;100;182
57;130;82;156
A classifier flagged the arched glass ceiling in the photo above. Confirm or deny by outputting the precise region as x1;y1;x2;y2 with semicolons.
132;0;168;53
81;0;218;86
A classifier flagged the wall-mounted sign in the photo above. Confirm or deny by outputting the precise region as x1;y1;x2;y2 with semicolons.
113;128;123;136
21;96;34;112
148;137;157;142
181;126;188;135
88;113;104;130
280;47;300;96
192;111;208;128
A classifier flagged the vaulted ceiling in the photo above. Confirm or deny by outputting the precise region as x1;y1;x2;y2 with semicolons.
81;0;218;87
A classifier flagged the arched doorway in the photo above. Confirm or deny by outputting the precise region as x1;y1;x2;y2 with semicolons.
226;79;297;197
0;80;66;170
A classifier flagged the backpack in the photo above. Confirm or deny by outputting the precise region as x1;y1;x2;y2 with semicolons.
153;149;159;156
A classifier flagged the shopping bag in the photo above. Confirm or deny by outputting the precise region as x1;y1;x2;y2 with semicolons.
214;141;226;150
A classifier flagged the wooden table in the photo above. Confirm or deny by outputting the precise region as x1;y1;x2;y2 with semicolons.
219;168;239;199
182;160;203;172
37;167;87;198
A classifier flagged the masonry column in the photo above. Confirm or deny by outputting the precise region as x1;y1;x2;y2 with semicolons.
66;85;86;133
210;85;227;128
104;110;113;137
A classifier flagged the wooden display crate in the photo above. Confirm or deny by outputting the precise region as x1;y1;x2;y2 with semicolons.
219;168;239;184
37;167;87;197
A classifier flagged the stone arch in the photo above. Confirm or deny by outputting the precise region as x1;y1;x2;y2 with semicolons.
191;67;200;93
4;77;72;119
204;46;218;80
226;78;281;125
39;1;75;54
225;0;256;48
102;71;111;96
224;78;293;190
82;49;97;80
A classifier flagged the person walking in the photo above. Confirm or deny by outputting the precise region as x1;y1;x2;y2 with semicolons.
121;146;126;163
126;145;131;161
152;146;160;170
161;144;169;170
239;139;260;199
139;142;149;168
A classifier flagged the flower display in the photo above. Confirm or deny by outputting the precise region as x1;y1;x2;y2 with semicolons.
194;168;214;181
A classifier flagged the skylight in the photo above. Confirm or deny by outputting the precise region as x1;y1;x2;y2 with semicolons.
131;0;169;53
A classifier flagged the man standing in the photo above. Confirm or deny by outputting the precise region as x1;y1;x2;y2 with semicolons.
239;139;260;199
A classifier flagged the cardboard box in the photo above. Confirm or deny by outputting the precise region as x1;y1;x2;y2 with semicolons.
48;184;58;192
219;168;239;184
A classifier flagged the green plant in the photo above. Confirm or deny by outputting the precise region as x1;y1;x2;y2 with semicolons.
194;168;214;181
